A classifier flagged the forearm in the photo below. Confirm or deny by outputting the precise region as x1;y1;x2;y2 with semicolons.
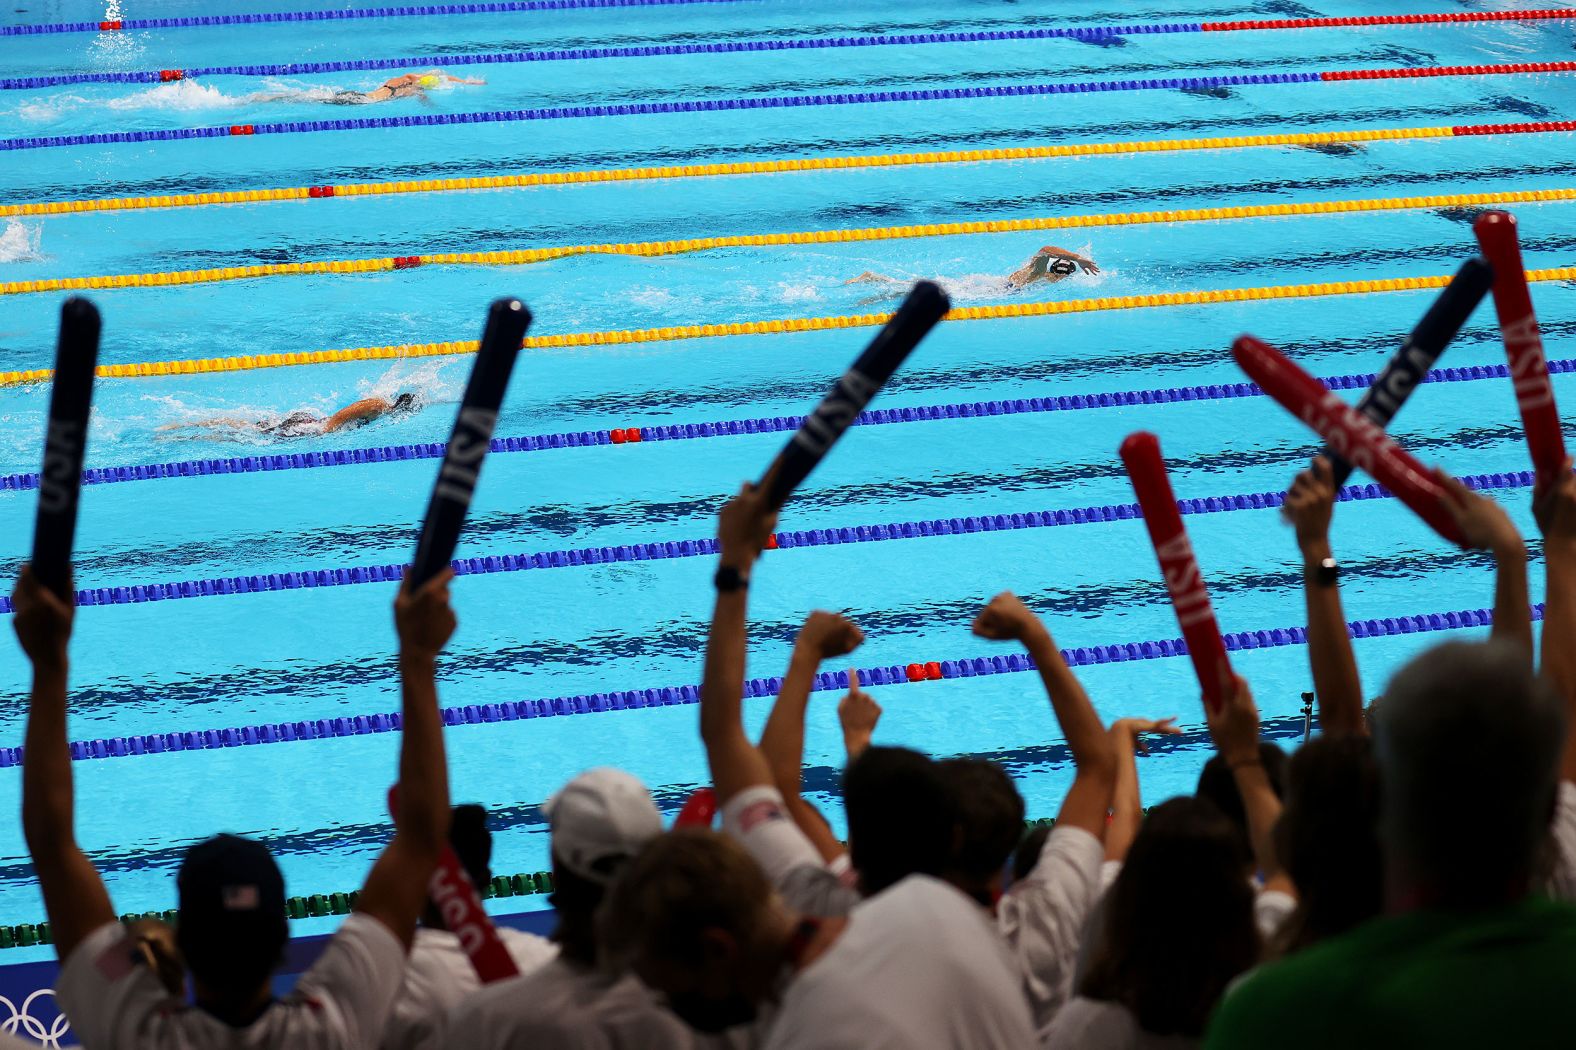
1024;631;1109;769
1300;542;1365;736
758;649;817;794
1490;538;1533;662
1105;731;1142;862
21;664;75;853
1230;762;1285;881
842;727;873;761
395;653;450;853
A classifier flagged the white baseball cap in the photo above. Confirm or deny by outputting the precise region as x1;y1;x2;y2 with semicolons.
544;768;663;885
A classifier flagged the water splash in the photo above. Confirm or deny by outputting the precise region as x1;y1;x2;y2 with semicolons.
0;219;43;264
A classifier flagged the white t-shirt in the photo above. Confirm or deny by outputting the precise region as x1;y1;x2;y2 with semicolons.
380;925;558;1050
997;824;1106;1039
1042;996;1197;1050
443;957;696;1049
58;912;405;1050
1253;889;1296;942
722;785;860;918
763;875;1036;1050
1545;780;1576;901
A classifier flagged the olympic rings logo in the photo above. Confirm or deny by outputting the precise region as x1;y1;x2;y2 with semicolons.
0;988;71;1047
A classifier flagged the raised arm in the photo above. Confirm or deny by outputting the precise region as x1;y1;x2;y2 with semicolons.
1104;717;1179;862
354;569;455;951
972;593;1115;837
1284;457;1365;736
758;612;862;860
700;483;779;804
1534;459;1576;782
15;566;115;963
1436;470;1532;662
1206;673;1293;894
837;669;882;762
322;397;391;434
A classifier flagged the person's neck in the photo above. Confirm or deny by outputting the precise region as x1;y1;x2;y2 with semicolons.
1385;861;1531;914
196;982;274;1028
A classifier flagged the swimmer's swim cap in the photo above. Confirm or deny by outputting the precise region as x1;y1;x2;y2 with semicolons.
419;75;440;87
1048;257;1077;276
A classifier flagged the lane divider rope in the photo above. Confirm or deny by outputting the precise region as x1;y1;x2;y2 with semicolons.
4;62;1573;153
0;0;755;36
9;186;1575;299
0;470;1538;620
0;585;1530;766
2;358;1568;495
3;6;1566;38
8;10;1574;88
5;267;1574;388
7;121;1569;219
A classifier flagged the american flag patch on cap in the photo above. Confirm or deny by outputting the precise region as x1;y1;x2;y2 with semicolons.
222;884;261;911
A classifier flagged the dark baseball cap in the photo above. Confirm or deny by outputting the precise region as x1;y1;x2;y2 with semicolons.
177;835;287;995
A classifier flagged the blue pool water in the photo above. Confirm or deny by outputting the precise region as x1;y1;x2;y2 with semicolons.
2;0;1575;959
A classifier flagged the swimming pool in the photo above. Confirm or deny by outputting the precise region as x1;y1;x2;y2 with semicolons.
2;0;1575;970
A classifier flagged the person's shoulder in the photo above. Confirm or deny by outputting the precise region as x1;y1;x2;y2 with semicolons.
1205;936;1361;1048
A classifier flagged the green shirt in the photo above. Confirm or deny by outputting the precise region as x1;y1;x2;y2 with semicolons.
1205;897;1576;1049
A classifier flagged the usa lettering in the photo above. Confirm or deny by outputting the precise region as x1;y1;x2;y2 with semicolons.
791;369;879;455
1506;322;1554;410
430;866;486;953
1360;340;1430;421
433;407;498;504
38;419;82;515
1156;535;1212;628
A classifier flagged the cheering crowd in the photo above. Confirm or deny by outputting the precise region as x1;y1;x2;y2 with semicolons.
14;436;1576;1048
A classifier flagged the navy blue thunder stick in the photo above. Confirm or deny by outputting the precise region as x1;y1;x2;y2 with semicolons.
410;298;531;589
763;280;950;508
1323;257;1494;487
31;298;102;600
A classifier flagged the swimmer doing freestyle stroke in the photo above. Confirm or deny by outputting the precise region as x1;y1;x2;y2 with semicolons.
158;393;419;439
847;244;1099;293
327;71;486;105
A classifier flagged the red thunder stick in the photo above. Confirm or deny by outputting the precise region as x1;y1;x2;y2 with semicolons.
1233;336;1467;547
387;787;519;983
1474;210;1567;487
1119;432;1234;711
673;788;718;828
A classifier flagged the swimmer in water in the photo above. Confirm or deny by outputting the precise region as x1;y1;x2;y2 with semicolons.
159;392;418;439
847;245;1099;294
328;72;485;105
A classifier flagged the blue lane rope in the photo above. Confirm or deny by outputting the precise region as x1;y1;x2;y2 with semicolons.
0;0;757;36
3;599;1521;766
0;71;1328;151
0;359;1553;496
0;25;1202;89
0;469;1537;617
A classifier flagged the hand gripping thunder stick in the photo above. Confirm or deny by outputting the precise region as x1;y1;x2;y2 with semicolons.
398;298;531;984
1474;211;1568;488
32;298;102;600
1119;432;1234;711
761;281;950;507
1323;257;1494;487
1234;336;1467;547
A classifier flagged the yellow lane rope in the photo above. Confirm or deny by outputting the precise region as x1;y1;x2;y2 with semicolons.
5;268;1573;387
0;124;1466;219
5;187;1574;298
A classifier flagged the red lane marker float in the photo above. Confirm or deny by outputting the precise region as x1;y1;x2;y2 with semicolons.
229;124;255;136
158;69;184;81
1119;431;1234;711
387;786;519;983
1321;60;1576;82
1232;336;1467;547
1453;120;1576;137
1474;211;1567;488
98;20;122;30
1203;10;1574;31
391;256;423;269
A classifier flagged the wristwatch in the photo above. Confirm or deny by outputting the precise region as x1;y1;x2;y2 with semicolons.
714;565;749;592
1314;557;1339;588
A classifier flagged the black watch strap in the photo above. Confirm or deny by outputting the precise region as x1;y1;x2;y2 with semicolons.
714;565;749;592
1314;557;1339;588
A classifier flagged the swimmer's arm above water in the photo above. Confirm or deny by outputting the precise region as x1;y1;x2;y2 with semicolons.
321;397;392;434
